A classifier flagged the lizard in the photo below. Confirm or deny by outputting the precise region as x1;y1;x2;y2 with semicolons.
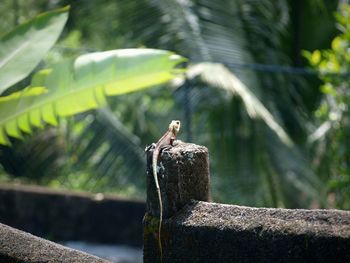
151;120;181;261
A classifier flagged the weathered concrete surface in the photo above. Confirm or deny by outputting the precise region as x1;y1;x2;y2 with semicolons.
145;142;210;218
144;142;210;262
164;201;350;263
0;222;112;263
145;142;350;262
0;183;145;246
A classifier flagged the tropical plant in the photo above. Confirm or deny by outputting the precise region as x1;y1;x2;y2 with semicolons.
1;0;338;207
109;0;326;207
0;48;185;145
304;3;350;209
0;6;185;190
0;6;69;95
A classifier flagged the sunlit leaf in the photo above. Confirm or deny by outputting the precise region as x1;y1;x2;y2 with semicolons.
0;87;47;102
0;6;69;94
310;50;321;65
0;48;186;145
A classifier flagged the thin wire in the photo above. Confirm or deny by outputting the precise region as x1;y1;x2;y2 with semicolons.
224;61;316;75
223;61;350;77
183;78;192;142
54;45;349;77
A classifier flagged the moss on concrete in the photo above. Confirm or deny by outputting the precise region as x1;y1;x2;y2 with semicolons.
163;201;350;263
0;223;111;263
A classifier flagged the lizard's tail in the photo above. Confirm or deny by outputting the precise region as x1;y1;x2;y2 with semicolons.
157;188;163;261
152;150;163;261
152;152;160;190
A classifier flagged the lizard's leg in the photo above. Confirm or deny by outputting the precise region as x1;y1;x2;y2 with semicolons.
160;145;173;151
172;139;182;146
145;143;156;152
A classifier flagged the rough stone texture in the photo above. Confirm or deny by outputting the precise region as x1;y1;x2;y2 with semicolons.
165;201;350;263
145;142;210;218
143;142;350;263
0;183;145;246
144;142;210;262
0;222;112;263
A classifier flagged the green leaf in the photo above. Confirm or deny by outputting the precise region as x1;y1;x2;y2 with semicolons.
188;63;293;146
0;87;47;102
331;36;342;51
310;50;321;65
0;48;186;145
320;83;336;96
0;6;69;95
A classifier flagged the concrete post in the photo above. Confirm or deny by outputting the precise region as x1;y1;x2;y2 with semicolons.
143;142;210;262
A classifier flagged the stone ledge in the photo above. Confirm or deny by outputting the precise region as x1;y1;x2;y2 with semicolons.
163;201;350;263
176;201;350;237
0;222;111;263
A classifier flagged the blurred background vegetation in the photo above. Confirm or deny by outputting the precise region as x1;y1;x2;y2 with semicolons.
0;0;349;210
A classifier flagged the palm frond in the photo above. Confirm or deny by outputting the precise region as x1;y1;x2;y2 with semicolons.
74;108;146;189
133;0;325;207
0;6;69;94
188;63;292;146
0;49;186;145
150;0;260;90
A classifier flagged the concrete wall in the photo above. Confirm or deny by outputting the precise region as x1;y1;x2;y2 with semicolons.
0;183;145;246
161;201;350;263
0;222;111;263
143;142;350;263
1;142;349;263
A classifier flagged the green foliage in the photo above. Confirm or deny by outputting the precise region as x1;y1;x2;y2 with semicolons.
0;5;185;197
0;6;69;94
0;127;66;183
141;0;325;207
0;7;186;146
187;63;292;146
1;1;338;207
304;4;350;209
0;49;185;145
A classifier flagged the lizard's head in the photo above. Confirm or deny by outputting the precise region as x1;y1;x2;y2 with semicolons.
169;120;181;134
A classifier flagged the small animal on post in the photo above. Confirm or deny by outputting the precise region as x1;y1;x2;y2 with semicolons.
151;120;181;261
